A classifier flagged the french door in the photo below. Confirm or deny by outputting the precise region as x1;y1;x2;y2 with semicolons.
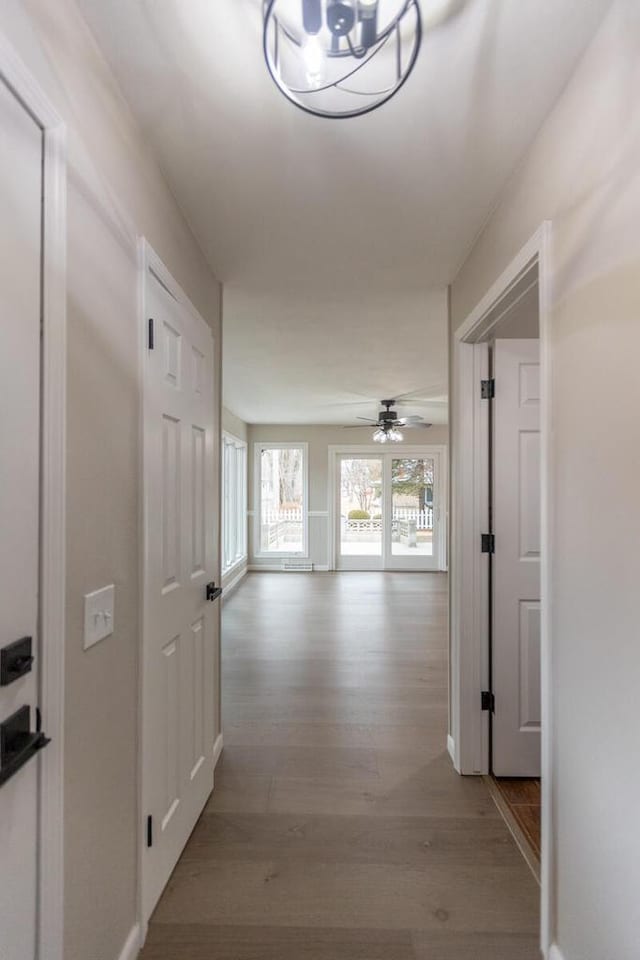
335;448;443;571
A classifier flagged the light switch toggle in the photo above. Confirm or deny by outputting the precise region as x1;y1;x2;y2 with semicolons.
84;585;115;650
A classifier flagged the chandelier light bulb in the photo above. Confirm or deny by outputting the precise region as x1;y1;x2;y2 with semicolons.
373;428;387;443
303;34;325;87
358;0;378;48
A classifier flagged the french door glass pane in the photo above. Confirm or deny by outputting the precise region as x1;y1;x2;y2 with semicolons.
260;447;304;552
391;457;434;557
340;458;383;557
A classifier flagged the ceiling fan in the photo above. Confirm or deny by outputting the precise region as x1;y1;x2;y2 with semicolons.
343;399;432;443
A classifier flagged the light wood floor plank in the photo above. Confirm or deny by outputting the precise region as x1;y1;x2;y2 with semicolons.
141;572;540;959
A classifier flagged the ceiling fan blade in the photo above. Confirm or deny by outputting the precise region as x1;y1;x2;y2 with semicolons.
394;399;448;409
343;423;379;428
396;416;424;425
393;384;448;403
356;417;380;423
404;422;433;429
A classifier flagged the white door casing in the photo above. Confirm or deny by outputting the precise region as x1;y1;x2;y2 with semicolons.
0;75;43;960
451;224;553;953
492;339;541;777
141;249;217;925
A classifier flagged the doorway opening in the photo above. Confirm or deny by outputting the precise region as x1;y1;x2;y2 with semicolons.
486;328;542;878
450;222;553;949
329;445;447;572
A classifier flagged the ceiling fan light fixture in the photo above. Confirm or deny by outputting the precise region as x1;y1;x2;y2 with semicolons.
263;0;422;119
388;427;403;442
373;428;388;443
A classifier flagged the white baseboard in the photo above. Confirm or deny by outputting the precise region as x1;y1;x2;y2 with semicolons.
116;924;141;960
247;564;328;573
447;734;456;764
549;946;566;960
222;563;247;599
213;732;224;768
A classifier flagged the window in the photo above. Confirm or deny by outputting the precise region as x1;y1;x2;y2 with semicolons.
256;443;308;556
222;433;247;574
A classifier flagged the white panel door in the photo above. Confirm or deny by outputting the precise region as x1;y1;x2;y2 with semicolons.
0;78;44;959
142;264;217;923
492;339;541;777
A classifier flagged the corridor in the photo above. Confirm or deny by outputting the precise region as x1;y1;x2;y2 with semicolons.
140;572;539;959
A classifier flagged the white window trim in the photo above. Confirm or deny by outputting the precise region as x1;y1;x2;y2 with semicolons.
222;431;248;575
254;441;309;559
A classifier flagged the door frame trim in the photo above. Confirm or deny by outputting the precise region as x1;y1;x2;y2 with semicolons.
0;29;67;960
450;222;554;955
327;444;447;572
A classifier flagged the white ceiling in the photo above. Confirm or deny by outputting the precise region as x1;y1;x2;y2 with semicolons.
223;285;449;424
77;0;611;424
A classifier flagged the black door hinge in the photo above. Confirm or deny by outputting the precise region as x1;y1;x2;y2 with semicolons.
148;317;155;350
481;533;495;554
481;690;495;712
146;815;153;848
481;378;495;399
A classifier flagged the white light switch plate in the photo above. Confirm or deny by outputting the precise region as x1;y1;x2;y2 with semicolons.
83;584;115;650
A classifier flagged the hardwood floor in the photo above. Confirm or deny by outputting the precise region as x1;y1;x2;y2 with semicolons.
493;778;542;861
140;572;540;959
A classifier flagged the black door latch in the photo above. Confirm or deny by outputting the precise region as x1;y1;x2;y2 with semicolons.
1;636;34;686
206;582;222;602
0;705;50;788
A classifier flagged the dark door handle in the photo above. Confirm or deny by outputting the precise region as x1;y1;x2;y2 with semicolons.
1;636;34;686
0;705;50;788
206;582;222;602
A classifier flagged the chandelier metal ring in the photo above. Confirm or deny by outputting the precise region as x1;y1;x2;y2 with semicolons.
263;0;423;119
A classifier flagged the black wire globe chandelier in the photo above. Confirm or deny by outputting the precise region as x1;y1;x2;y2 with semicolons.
263;0;423;119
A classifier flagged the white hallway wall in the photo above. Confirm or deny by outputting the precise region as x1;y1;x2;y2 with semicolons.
247;424;449;568
0;3;222;959
450;1;640;957
222;405;248;443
